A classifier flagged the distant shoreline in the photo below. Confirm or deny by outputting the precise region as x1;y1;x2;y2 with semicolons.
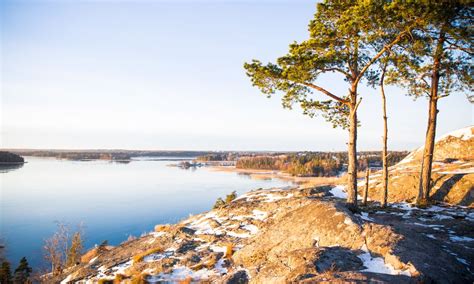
209;165;342;188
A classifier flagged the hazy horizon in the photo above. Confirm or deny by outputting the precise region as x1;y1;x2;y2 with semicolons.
1;0;472;152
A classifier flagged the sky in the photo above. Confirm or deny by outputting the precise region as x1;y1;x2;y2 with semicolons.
1;0;472;151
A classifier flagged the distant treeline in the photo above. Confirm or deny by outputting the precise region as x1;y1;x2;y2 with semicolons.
8;150;215;161
196;153;237;162
234;151;409;177
0;151;25;163
56;152;132;161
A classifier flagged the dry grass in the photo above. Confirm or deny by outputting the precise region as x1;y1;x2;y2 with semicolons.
298;176;343;188
190;262;204;271
113;274;125;284
130;273;148;284
204;254;218;269
191;253;219;271
318;262;340;280
132;246;163;263
154;224;170;232
225;243;234;258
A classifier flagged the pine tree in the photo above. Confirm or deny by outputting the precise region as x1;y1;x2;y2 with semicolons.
213;197;225;209
225;191;237;203
244;1;416;208
66;232;83;267
13;257;32;284
385;2;473;206
0;261;12;284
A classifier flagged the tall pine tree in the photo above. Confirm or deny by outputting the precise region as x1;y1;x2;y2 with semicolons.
244;1;415;207
385;2;473;206
0;261;12;284
13;257;32;284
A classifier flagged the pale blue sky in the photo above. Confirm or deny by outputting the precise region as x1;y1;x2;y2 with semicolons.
1;0;472;151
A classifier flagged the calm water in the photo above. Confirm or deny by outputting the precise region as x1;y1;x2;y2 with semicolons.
0;157;289;268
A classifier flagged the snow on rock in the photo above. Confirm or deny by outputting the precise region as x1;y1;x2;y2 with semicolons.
143;252;173;263
60;274;73;284
436;126;473;142
226;231;251;238
262;193;294;202
392;202;416;211
94;260;133;280
209;245;227;253
150;231;167;238
358;245;411;276
449;235;474;242
358;212;374;222
149;265;214;282
251;209;268;221
215;258;228;274
185;212;226;235
329;185;347;199
242;224;259;235
88;256;98;264
432;214;454;221
438;167;474;174
344;217;355;226
234;188;294;203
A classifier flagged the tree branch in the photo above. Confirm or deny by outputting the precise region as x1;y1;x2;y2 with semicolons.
354;31;408;87
445;39;474;55
301;82;350;104
320;68;352;78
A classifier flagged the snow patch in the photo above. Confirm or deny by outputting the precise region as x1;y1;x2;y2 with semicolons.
449;235;474;242
226;231;251;238
252;210;268;221
149;265;214;282
425;234;436;240
358;212;374;222
242;224;259;235
209;245;227;253
436;126;473;142
150;231;167;238
60;274;73;284
329;185;347;199
358;245;411;276
344;217;354;225
438;167;474;174
143;252;173;263
215;258;228;274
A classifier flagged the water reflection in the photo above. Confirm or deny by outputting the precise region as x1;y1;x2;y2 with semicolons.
0;163;24;173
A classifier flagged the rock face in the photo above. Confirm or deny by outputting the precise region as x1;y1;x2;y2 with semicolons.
365;126;474;206
53;186;474;284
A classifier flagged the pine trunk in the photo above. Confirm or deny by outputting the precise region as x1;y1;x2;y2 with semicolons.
347;94;358;208
417;30;444;206
418;95;439;204
380;66;389;208
363;165;369;206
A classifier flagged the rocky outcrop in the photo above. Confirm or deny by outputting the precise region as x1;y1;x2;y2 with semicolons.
364;126;474;206
54;186;474;283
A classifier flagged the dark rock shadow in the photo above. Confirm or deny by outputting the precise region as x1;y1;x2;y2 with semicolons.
380;213;474;283
458;185;474;206
431;174;465;202
313;246;363;273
